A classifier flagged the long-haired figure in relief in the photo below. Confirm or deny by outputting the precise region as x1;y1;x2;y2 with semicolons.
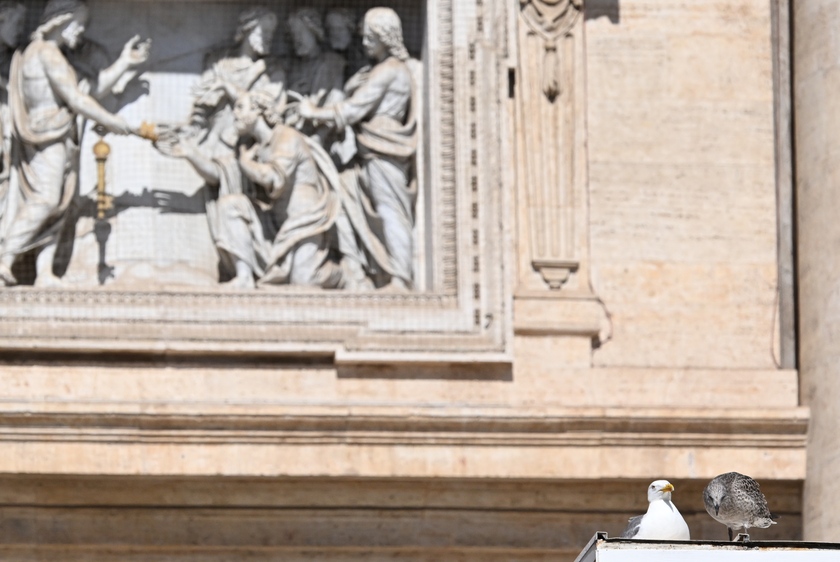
0;0;150;287
298;7;417;292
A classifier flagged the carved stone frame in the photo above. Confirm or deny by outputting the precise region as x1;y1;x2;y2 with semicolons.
0;0;512;364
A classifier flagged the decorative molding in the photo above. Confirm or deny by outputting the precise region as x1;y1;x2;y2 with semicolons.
518;0;582;100
516;0;590;295
0;407;808;449
0;428;805;449
531;258;579;289
437;0;459;294
513;0;607;342
0;545;577;562
0;402;805;480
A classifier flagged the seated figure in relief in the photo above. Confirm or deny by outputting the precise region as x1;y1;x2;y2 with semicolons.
299;7;417;292
0;0;149;286
158;88;343;290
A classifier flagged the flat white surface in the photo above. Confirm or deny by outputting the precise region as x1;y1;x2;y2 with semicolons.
597;545;839;562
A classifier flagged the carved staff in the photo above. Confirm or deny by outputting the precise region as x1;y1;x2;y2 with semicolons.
93;137;112;220
91;136;114;284
91;123;158;284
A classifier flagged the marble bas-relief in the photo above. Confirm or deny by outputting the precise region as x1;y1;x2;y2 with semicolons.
217;89;343;289
0;0;421;292
0;0;150;287
286;8;344;103
325;7;367;82
153;6;286;285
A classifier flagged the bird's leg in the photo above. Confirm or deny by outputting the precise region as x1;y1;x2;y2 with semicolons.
728;527;734;541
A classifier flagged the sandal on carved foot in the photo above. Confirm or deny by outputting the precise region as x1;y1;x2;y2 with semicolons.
220;274;256;290
34;273;65;288
0;264;16;287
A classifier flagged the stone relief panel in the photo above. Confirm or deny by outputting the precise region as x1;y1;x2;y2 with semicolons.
0;0;510;360
151;5;419;292
0;0;423;293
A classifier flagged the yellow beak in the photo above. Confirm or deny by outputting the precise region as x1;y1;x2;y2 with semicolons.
661;483;675;493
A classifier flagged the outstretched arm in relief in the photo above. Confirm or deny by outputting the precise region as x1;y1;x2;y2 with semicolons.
155;134;221;187
39;43;132;135
298;64;395;128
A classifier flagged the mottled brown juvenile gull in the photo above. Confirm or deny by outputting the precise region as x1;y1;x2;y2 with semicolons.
703;472;778;541
620;480;690;540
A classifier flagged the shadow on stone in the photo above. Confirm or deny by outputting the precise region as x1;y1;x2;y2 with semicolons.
337;363;513;381
585;0;620;23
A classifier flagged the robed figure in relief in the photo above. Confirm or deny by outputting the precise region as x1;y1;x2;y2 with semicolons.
299;7;417;292
158;86;344;289
0;0;149;286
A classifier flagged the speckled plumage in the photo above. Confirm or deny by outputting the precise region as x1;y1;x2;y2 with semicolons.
703;472;777;540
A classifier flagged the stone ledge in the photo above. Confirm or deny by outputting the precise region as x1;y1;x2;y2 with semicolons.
0;403;808;432
0;441;797;479
0;545;581;562
0;475;802;511
0;406;806;480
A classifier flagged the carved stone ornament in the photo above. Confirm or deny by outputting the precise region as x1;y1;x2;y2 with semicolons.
518;0;582;101
515;0;590;292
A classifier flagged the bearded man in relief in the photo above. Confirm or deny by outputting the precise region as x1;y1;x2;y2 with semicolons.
0;0;149;286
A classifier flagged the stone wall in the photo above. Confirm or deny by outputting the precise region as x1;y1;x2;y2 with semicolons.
586;0;780;370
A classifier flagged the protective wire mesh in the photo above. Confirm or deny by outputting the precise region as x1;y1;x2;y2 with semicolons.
4;0;428;296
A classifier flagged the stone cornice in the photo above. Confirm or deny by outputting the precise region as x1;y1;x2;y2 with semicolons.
0;406;807;448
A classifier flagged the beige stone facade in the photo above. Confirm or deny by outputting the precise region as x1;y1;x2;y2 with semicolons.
0;0;824;559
